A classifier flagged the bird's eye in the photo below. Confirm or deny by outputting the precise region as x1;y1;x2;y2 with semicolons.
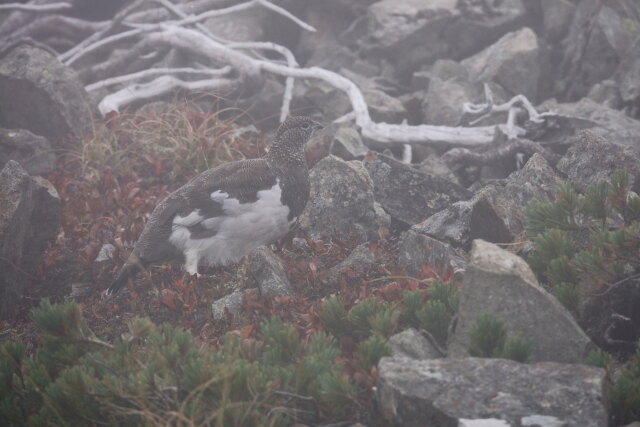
301;123;311;130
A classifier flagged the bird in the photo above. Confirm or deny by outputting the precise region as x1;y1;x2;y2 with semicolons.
106;116;323;295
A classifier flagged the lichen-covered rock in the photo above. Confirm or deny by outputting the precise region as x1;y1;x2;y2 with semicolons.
364;153;471;226
0;44;94;143
365;0;526;78
557;130;640;193
247;247;293;298
0;128;55;175
555;0;640;100
461;28;543;101
538;97;640;147
212;289;257;323
299;155;381;242
388;328;444;360
329;243;376;284
377;357;608;427
398;231;466;278
422;60;481;126
448;240;593;363
0;160;60;319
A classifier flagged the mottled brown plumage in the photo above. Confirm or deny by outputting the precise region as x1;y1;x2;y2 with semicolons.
106;116;322;295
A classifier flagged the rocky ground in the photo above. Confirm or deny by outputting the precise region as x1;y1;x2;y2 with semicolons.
1;0;640;425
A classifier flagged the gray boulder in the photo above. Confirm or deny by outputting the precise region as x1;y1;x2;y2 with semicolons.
587;80;624;110
556;0;640;100
388;328;444;360
365;0;526;78
329;243;376;284
377;357;608;427
0;128;55;175
461;28;543;102
448;240;592;363
299;155;380;242
557;131;640;193
478;153;563;239
247;247;293;298
538;97;640;147
0;44;94;143
410;191;513;250
422;60;480;126
398;231;466;279
617;36;640;106
364;153;471;226
540;0;577;42
0;160;60;319
306;124;369;167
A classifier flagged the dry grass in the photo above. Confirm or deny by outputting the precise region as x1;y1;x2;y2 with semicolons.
70;99;263;183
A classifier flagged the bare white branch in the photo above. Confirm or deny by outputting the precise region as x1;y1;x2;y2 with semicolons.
255;0;316;32
230;41;298;122
86;66;232;92
98;75;237;115
59;0;146;63
0;2;72;12
64;28;143;66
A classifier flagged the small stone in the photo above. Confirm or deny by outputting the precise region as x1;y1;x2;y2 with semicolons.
388;328;444;360
95;244;115;263
247;247;293;298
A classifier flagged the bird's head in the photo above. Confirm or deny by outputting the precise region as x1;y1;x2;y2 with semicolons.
274;116;324;150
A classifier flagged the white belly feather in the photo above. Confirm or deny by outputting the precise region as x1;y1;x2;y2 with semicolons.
168;180;295;274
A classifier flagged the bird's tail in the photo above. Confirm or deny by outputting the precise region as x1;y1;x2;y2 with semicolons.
106;254;145;296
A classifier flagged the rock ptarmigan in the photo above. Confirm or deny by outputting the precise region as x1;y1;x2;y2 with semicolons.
106;116;322;295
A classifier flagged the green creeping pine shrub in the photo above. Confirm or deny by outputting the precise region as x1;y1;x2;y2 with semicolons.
0;300;356;426
467;313;533;363
610;343;640;425
525;170;640;310
401;281;459;345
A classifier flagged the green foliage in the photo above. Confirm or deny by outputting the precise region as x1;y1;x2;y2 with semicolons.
318;295;350;338
501;335;534;363
399;282;459;346
468;313;507;358
525;170;640;309
356;336;392;370
416;301;451;345
0;300;358;426
583;348;612;369
467;313;533;363
610;344;640;425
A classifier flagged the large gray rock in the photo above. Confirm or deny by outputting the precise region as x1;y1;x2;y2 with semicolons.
557;131;640;193
540;0;577;42
246;247;293;298
448;240;592;363
0;44;94;143
398;231;466;279
305;124;368;168
461;28;543;101
364;153;471;225
299;155;380;242
329;243;376;284
617;36;640;106
478;153;563;239
422;60;480;126
377;357;608;427
539;97;640;147
0;160;60;319
365;0;526;78
0;128;55;175
556;0;640;100
411;192;513;250
211;289;256;323
388;328;444;360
